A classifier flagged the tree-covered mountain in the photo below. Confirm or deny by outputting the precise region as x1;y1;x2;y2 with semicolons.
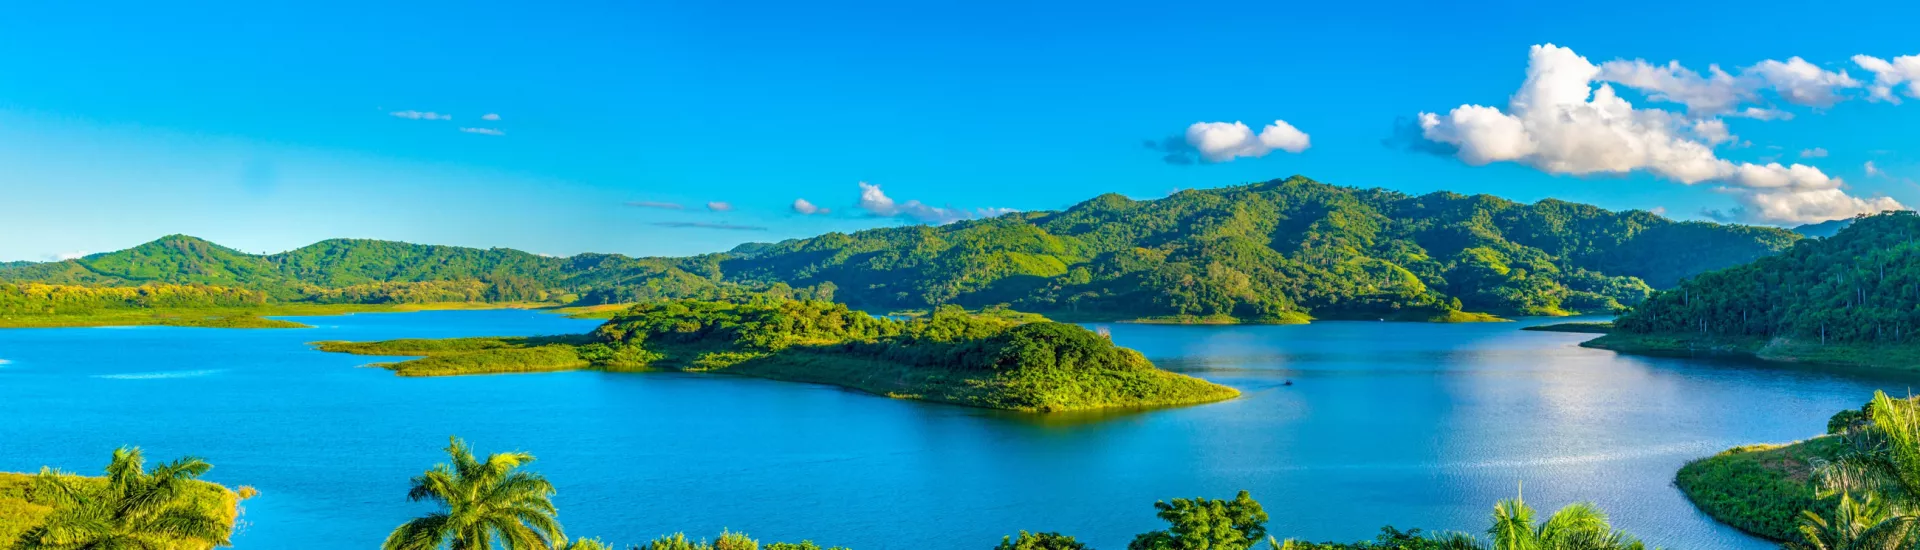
1793;218;1855;238
720;176;1800;321
1612;210;1920;346
0;176;1806;323
0;235;739;305
0;261;36;269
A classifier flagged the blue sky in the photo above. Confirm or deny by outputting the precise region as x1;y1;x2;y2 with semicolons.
3;0;1919;261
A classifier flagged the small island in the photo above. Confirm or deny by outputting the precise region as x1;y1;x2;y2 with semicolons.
315;298;1241;413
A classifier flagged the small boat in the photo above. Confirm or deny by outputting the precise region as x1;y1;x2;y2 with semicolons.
1282;380;1294;387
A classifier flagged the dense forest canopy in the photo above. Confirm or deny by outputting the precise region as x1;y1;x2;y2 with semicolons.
1615;210;1920;344
0;176;1804;322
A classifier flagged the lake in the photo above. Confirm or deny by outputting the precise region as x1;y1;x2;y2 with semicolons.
2;310;1910;549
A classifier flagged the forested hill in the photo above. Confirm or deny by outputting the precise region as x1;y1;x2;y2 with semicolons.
720;176;1801;321
0;176;1804;322
1614;210;1920;344
0;235;742;305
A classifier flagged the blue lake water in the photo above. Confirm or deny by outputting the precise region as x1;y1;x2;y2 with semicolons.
2;310;1914;549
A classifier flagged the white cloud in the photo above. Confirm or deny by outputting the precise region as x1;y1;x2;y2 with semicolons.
1800;147;1829;158
390;110;452;121
459;127;505;136
1417;44;1903;224
1692;119;1734;146
1745;57;1860;108
1596;59;1749;116
46;251;87;261
1730;107;1793;121
1179;120;1311;162
1854;54;1920;103
707;201;734;212
791;198;828;215
480;113;502;121
855;182;1012;224
1867;161;1885;177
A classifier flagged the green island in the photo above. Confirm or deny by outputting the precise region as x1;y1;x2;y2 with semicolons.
1671;395;1920;547
314;298;1239;413
1585;210;1920;370
2;449;248;549
0;177;1805;329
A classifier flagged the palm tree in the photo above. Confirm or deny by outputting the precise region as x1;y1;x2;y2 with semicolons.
1792;491;1914;550
1485;489;1646;550
557;538;614;550
382;437;564;550
15;446;236;550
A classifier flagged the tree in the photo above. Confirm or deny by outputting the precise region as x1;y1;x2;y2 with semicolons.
1802;391;1920;550
1127;490;1268;550
382;437;564;550
995;531;1088;550
1484;489;1645;550
1791;492;1914;550
14;447;237;549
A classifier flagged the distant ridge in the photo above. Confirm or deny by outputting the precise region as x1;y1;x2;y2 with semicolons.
1;176;1805;322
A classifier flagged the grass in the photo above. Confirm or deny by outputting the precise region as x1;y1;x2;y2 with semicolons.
1521;321;1614;333
0;471;244;547
1583;332;1920;370
544;303;635;319
1673;436;1852;542
312;335;598;376
0;301;563;329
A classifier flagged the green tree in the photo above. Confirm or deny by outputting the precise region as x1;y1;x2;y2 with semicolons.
1791;492;1914;550
995;531;1088;550
1127;490;1268;550
14;447;237;550
382;437;564;550
1484;489;1645;550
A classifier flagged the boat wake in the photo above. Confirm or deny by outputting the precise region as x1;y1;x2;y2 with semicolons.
91;369;227;380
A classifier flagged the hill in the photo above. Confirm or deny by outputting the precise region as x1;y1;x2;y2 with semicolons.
1793;218;1854;238
0;176;1805;324
1589;210;1920;368
720;176;1800;321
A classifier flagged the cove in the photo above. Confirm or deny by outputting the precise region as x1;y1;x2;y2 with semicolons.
2;310;1914;549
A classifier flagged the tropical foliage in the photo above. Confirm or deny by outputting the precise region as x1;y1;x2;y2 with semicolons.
382;437;565;550
7;447;244;550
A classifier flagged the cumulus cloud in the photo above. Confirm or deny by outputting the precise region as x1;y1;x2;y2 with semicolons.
46;251;88;261
1867;161;1885;177
1149;120;1310;164
480;113;502;121
390;110;452;120
791;198;828;215
855;182;1013;224
1800;147;1829;158
1854;54;1920;103
626;201;686;210
1595;55;1862;115
1416;44;1903;224
706;201;734;212
1746;57;1860;107
459;127;505;136
650;221;767;231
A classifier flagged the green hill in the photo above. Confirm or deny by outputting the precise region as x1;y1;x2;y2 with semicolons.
0;176;1804;324
720;176;1799;321
1589;210;1920;368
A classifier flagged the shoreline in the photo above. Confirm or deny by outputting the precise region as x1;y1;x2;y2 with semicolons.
1580;332;1920;371
0;301;571;330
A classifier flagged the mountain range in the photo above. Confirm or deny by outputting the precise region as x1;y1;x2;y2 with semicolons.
1;176;1808;322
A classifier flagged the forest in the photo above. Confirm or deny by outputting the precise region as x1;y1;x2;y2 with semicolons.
1612;210;1920;345
0;177;1803;324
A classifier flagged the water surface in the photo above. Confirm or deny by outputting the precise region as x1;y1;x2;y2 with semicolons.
2;311;1909;549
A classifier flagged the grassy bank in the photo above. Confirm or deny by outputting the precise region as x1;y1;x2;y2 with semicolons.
1521;321;1613;333
0;301;561;329
1672;437;1846;541
0;471;243;547
1582;332;1920;370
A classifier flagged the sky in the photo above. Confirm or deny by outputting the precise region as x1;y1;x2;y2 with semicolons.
3;0;1919;261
